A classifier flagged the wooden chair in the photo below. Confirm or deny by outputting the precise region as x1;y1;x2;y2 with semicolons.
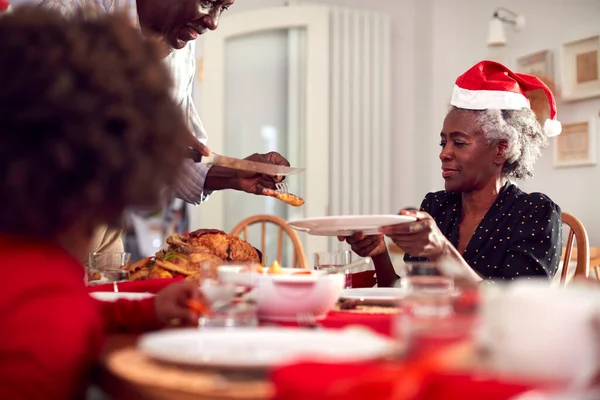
230;214;308;269
559;212;590;285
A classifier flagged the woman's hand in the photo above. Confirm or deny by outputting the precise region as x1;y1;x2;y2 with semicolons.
154;281;205;326
338;232;387;258
380;210;450;260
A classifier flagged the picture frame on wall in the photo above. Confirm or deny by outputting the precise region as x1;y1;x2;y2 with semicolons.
516;50;553;78
559;34;600;102
553;118;597;168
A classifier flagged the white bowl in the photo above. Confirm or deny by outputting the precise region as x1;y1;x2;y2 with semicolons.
253;270;345;322
217;264;261;288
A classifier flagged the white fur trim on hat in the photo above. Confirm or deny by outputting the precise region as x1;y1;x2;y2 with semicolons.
450;85;530;111
544;119;562;137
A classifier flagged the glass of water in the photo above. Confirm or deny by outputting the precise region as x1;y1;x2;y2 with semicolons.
197;261;259;328
314;250;352;288
86;252;131;286
395;261;475;354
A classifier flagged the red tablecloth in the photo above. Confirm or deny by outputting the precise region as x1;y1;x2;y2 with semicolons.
271;361;536;400
269;290;538;400
273;311;395;336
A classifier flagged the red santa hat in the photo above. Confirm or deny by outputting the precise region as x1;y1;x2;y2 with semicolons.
450;60;562;137
0;0;10;13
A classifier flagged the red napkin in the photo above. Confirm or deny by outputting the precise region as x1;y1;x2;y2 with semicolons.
271;361;534;400
270;311;395;337
416;373;535;400
0;1;9;12
86;277;182;294
349;270;377;288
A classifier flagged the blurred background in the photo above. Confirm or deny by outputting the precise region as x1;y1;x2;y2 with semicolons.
13;0;600;266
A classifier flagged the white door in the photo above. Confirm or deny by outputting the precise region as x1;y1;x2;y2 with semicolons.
190;6;330;264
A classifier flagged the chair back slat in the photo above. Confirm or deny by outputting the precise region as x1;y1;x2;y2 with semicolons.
261;221;266;256
277;228;284;262
559;212;590;285
230;214;308;269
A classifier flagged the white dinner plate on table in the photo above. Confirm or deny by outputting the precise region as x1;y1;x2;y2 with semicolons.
89;292;154;302
138;327;395;369
287;215;416;236
340;288;409;306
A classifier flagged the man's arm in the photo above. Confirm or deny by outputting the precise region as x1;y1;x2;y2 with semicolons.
172;97;213;205
38;0;105;15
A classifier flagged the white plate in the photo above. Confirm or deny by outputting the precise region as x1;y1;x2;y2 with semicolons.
287;215;417;236
340;287;408;305
138;327;395;369
89;292;154;302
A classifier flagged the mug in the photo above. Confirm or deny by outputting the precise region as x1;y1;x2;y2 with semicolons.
477;279;600;385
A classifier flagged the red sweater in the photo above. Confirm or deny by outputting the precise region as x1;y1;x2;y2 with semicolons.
0;237;162;399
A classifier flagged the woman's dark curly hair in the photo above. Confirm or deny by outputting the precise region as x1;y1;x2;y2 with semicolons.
0;7;189;238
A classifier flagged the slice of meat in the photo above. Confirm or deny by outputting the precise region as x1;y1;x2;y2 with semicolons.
188;229;226;238
166;234;193;254
184;272;203;282
228;236;261;263
190;232;230;259
148;266;173;279
129;269;150;281
262;189;305;207
154;259;200;277
128;256;153;273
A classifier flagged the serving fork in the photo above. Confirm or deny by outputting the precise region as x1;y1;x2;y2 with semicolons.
275;182;289;194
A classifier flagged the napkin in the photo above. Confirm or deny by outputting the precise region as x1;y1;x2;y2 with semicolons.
271;360;534;400
86;277;182;294
349;270;377;288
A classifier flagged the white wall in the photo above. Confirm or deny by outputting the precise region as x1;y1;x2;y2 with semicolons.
423;0;600;244
198;0;600;244
195;0;421;212
13;0;600;242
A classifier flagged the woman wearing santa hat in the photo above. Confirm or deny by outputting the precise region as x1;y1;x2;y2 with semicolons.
341;60;562;287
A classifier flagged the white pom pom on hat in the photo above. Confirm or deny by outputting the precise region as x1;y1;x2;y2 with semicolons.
544;118;562;137
450;60;561;137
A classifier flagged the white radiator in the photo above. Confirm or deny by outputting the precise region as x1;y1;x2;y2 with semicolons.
325;6;393;251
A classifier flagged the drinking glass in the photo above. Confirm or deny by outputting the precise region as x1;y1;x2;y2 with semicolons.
86;252;131;286
197;261;260;328
395;261;477;355
314;250;352;288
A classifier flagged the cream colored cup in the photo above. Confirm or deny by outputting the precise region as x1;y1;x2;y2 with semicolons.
477;279;600;386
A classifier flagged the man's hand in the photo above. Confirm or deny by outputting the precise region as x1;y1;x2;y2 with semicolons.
188;137;211;160
204;151;291;193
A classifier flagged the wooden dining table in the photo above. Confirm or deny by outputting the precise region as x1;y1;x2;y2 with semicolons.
89;278;540;400
94;307;401;400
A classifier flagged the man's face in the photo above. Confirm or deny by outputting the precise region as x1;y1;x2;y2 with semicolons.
138;0;235;50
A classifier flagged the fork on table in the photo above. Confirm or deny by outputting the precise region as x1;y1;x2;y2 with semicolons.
296;312;323;330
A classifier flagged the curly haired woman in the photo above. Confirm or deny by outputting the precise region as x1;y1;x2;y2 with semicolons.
0;7;206;398
341;60;563;287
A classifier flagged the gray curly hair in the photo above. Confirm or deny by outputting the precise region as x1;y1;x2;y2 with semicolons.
450;106;548;180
